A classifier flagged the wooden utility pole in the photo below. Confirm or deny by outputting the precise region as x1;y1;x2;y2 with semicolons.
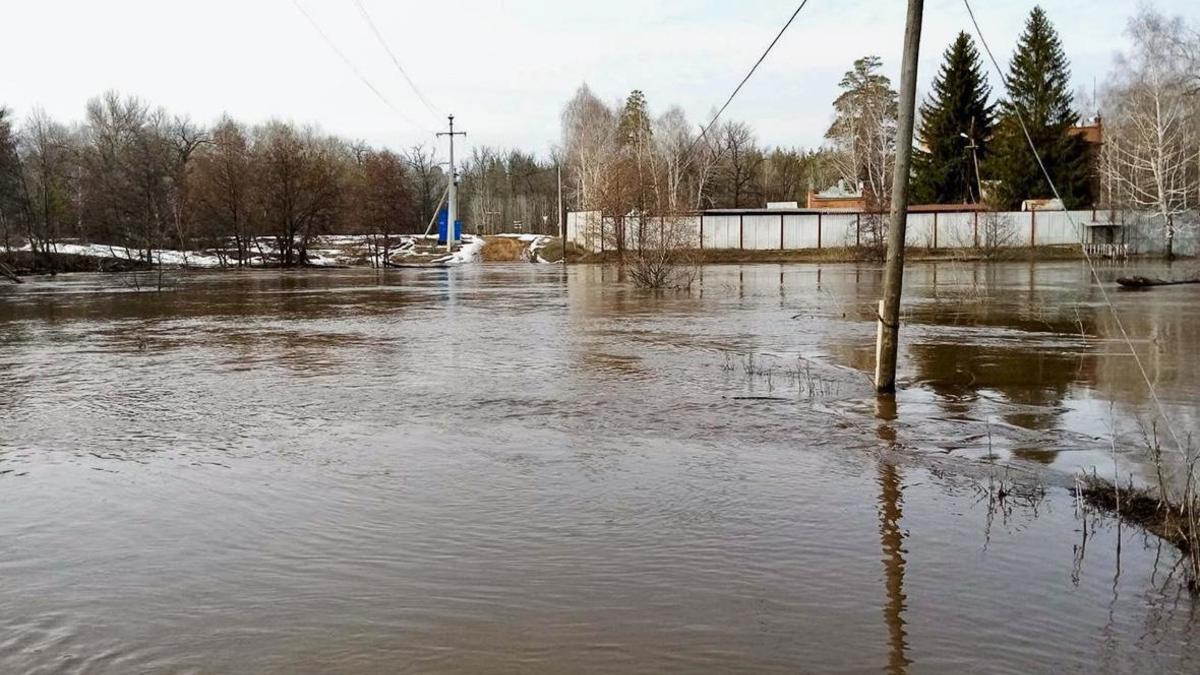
874;0;924;393
436;115;467;252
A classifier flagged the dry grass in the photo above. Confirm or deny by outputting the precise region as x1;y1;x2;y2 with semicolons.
538;239;587;263
1081;474;1200;591
481;237;529;262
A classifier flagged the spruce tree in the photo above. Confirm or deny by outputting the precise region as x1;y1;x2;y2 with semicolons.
986;6;1093;209
0;107;24;233
912;32;994;205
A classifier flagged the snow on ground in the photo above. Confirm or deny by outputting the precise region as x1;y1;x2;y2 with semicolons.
494;233;560;264
16;242;225;268
430;235;484;265
15;234;487;269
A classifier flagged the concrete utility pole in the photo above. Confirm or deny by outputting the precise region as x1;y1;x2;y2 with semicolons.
437;115;467;252
874;0;924;394
961;117;983;204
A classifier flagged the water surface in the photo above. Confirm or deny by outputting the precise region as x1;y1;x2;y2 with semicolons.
2;261;1198;673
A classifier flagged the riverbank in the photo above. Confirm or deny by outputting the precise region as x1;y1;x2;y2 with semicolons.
7;237;1181;280
1;233;487;276
565;244;1123;265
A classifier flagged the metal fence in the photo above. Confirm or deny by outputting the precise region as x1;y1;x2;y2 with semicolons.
566;209;1198;257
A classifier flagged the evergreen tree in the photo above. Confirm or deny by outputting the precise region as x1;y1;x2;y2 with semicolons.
617;90;652;148
617;90;653;212
0;107;24;252
986;6;1093;208
912;32;994;204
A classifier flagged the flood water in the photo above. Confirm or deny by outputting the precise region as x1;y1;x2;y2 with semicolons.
2;261;1199;673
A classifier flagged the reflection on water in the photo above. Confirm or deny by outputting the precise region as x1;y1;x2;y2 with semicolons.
879;460;910;674
1;261;1199;673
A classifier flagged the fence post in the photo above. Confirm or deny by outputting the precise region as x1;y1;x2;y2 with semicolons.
974;211;980;248
699;214;704;250
817;212;823;249
739;214;744;250
932;211;938;249
856;213;861;247
1030;209;1036;247
780;213;785;250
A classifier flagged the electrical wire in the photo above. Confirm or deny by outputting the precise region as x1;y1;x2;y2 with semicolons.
353;0;443;120
962;0;1189;463
290;0;429;133
680;0;812;169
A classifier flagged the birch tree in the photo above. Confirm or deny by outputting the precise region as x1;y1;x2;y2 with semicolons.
561;84;618;213
1103;7;1199;259
651;106;691;213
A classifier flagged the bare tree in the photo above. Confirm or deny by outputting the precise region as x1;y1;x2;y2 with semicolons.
165;116;208;263
192;117;254;265
561;84;619;213
254;122;344;266
623;215;699;289
651;106;692;213
403;143;444;231
18;108;77;269
1102;8;1199;259
691;122;724;210
713;120;763;208
354;148;415;265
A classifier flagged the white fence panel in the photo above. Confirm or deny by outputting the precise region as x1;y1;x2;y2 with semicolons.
782;215;808;249
1034;211;1076;245
744;215;779;250
906;214;936;248
705;214;739;250
995;211;1031;246
822;214;859;248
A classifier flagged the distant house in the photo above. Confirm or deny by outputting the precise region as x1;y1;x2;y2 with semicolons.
807;180;865;210
1021;198;1066;212
807;179;992;213
1069;117;1104;146
1072;117;1105;203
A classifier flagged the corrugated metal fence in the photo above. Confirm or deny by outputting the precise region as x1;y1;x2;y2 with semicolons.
566;209;1195;256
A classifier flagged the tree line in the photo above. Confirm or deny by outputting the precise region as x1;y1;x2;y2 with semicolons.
562;4;1200;252
559;84;839;218
0;93;574;269
3;4;1197;268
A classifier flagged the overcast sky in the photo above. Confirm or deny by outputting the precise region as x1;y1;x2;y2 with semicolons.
3;0;1194;157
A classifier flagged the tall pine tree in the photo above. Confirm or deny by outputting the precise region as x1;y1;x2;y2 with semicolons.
912;32;994;205
986;6;1093;209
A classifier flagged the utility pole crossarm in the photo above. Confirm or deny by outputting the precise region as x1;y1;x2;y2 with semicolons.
436;115;468;251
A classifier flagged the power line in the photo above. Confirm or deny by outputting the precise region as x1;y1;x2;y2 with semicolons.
290;0;428;133
680;0;812;168
353;0;443;120
962;0;1189;464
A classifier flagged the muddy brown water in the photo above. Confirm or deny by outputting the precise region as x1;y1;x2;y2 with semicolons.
2;261;1199;673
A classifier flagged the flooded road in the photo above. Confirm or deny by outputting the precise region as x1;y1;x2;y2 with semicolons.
2;261;1198;673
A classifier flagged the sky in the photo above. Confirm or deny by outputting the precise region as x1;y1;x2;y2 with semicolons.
3;0;1195;158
